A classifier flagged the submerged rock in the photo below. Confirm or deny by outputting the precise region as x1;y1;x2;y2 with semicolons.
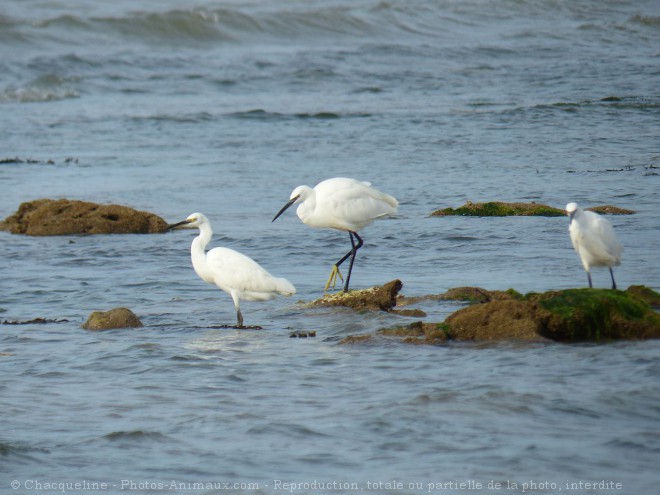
2;317;69;325
378;321;449;345
430;201;635;217
338;334;374;345
82;308;143;331
307;279;403;311
0;199;168;235
398;286;522;306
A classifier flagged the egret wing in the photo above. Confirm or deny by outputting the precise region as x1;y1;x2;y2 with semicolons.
206;247;294;296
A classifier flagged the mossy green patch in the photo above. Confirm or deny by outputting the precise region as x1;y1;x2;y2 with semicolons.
431;201;565;217
431;201;635;217
534;288;660;341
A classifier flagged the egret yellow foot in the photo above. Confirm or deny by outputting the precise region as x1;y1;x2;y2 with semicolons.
324;264;344;291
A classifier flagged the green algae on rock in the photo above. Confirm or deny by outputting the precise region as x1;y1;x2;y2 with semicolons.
82;308;143;331
449;287;660;342
0;199;168;235
532;288;660;341
355;286;660;345
430;201;635;217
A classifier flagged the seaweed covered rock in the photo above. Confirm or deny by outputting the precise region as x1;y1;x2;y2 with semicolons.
0;199;168;235
307;279;402;311
447;287;660;342
369;286;660;345
531;288;660;341
82;308;143;331
430;201;635;217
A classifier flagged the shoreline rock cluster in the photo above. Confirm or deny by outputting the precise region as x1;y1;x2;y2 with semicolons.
331;282;660;345
2;198;655;342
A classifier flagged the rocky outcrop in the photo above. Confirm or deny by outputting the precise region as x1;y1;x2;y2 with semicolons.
82;308;143;331
0;199;168;235
430;201;635;217
342;286;660;345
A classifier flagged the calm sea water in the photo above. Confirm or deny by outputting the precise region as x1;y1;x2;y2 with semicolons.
1;1;659;494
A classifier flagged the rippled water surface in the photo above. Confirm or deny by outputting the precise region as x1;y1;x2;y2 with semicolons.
1;1;659;493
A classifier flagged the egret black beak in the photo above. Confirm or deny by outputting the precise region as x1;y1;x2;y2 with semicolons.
167;219;192;230
272;195;299;222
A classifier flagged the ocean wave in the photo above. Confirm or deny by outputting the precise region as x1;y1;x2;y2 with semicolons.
7;3;454;47
629;14;660;27
0;74;79;103
477;95;660;117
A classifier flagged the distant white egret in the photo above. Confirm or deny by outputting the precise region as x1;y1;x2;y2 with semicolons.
566;202;623;289
272;177;398;292
168;213;296;328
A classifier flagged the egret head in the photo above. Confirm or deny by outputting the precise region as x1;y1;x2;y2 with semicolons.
272;186;310;222
168;212;207;230
565;202;579;220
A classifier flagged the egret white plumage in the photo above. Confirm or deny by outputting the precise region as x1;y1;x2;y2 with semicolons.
566;202;623;289
168;213;295;328
272;177;398;292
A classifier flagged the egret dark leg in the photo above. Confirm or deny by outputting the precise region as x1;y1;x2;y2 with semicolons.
587;272;593;288
609;268;617;290
343;231;363;293
334;237;355;270
325;231;360;291
237;308;244;328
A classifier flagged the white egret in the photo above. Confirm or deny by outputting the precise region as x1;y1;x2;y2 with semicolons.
168;213;295;328
272;177;398;292
566;202;623;289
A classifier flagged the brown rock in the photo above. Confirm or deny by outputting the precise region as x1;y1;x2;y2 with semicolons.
307;279;403;311
82;308;143;331
587;205;636;215
379;320;449;345
0;199;168;235
338;335;374;345
445;300;547;341
397;287;520;306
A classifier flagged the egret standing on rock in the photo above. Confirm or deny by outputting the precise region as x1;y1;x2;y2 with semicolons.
272;177;398;292
168;213;295;328
566;202;623;289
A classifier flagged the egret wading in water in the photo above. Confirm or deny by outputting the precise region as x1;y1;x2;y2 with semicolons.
272;177;398;292
168;213;296;328
566;202;623;289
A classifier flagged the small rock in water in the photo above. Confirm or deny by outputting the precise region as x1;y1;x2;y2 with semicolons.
289;330;316;338
82;308;143;331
